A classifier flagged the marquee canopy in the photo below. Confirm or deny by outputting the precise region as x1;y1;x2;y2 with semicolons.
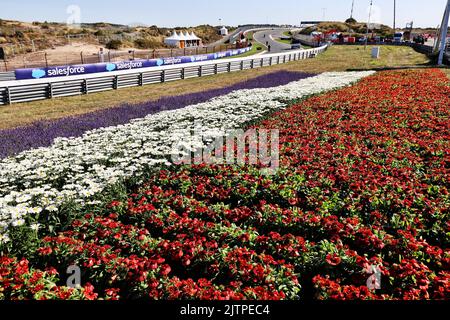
164;31;202;48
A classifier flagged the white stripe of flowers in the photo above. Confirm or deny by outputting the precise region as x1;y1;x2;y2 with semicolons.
0;71;375;243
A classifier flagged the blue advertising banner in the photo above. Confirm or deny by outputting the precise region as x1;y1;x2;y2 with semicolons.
14;47;252;80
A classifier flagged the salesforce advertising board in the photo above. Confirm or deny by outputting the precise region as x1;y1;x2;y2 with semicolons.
14;47;252;80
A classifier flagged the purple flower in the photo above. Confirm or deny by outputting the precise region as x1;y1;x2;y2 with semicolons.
0;71;315;158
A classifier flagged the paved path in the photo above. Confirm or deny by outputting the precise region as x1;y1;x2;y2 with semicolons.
253;29;292;54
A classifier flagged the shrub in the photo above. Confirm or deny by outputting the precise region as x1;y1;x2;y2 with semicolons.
134;38;160;49
105;39;122;50
15;30;25;38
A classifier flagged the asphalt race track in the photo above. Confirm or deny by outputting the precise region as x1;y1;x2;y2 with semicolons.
253;29;292;53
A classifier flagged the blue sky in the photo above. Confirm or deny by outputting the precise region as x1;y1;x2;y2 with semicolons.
0;0;448;28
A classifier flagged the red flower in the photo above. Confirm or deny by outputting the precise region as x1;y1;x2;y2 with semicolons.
83;283;98;300
326;254;342;266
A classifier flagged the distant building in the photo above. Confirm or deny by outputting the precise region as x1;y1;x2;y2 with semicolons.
220;26;229;36
164;31;201;48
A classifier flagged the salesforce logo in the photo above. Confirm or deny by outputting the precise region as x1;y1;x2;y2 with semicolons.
32;69;46;79
106;63;116;72
190;56;196;63
156;59;164;66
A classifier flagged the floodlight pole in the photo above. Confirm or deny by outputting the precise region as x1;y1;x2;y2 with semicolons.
365;0;373;50
351;0;355;19
393;0;396;32
438;0;450;65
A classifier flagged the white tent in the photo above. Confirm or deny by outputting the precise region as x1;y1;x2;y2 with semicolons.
220;26;228;36
190;31;201;40
164;31;182;47
164;31;201;48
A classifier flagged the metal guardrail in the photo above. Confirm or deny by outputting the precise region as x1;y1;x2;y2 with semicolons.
0;72;16;82
0;45;328;105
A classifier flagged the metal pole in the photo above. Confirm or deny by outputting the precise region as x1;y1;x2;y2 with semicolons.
393;0;396;33
351;0;355;19
365;0;373;50
438;0;450;65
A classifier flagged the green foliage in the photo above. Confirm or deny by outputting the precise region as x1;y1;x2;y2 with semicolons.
105;39;123;50
134;38;160;49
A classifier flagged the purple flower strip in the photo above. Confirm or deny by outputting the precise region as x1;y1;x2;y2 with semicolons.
0;71;315;158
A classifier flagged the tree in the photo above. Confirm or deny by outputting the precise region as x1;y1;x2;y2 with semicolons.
346;18;357;24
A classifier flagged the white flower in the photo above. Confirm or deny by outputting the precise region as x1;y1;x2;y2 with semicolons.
30;223;40;231
0;234;10;244
12;219;25;227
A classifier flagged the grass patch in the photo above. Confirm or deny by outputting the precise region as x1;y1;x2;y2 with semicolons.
276;38;292;45
0;45;431;130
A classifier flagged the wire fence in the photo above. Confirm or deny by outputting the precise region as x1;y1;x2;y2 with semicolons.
0;39;244;72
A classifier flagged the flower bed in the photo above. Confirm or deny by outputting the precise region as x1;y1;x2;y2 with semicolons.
2;69;448;300
0;71;315;159
0;71;372;243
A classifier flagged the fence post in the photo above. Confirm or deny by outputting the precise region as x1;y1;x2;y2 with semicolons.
83;79;88;94
227;62;231;72
181;68;185;79
198;66;202;77
240;60;244;70
214;64;218;74
139;73;144;86
44;52;49;68
3;60;7;72
161;70;166;82
5;87;11;104
113;75;118;89
260;58;263;67
47;83;53;99
250;59;254;69
80;52;84;64
269;57;273;66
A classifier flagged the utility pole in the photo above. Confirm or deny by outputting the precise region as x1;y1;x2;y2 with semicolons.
351;0;355;19
438;0;450;65
322;8;327;21
394;0;397;31
365;0;373;49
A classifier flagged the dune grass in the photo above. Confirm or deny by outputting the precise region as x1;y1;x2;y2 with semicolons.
0;45;432;130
